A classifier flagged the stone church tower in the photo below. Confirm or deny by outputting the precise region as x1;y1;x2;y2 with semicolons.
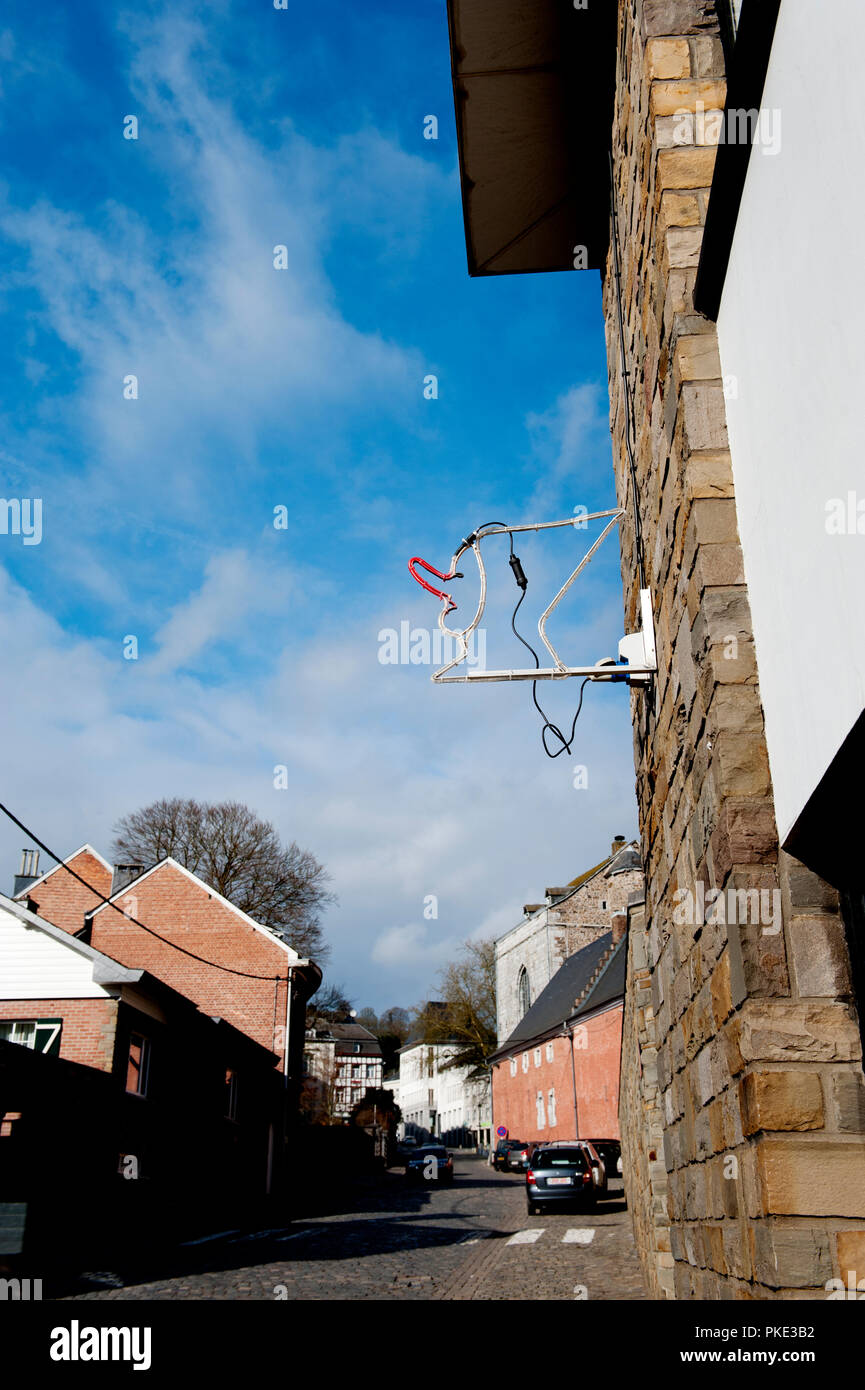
495;838;644;1045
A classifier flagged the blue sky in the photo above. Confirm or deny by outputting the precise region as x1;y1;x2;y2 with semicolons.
0;0;638;1011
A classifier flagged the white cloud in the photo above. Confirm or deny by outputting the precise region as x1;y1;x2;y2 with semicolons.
371;922;456;969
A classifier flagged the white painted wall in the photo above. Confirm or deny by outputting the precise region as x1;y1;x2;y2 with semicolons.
397;1041;490;1135
717;0;865;841
0;900;111;999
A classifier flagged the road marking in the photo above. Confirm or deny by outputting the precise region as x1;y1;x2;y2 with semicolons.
562;1228;595;1245
179;1230;242;1246
507;1229;544;1245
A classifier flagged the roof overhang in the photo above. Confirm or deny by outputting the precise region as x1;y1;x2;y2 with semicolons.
446;0;617;276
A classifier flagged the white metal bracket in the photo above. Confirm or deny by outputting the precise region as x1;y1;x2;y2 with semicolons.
409;512;657;688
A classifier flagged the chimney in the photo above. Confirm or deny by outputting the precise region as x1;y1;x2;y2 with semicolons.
111;864;143;895
611;913;627;945
13;848;41;897
610;834;626;858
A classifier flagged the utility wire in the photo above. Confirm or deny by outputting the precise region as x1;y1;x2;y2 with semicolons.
0;800;286;982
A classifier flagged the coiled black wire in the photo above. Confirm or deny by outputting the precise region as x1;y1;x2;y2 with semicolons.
469;522;591;759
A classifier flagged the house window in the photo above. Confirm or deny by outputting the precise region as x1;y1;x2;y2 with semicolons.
545;1042;554;1063
548;1088;557;1127
0;1019;62;1056
510;1057;517;1077
521;1053;529;1073
517;966;531;1016
534;1048;541;1068
126;1034;150;1097
225;1069;239;1121
601;900;607;911
536;1091;545;1129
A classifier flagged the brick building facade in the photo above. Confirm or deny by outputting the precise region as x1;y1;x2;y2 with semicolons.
15;848;321;1076
491;928;626;1145
444;0;865;1297
0;891;286;1262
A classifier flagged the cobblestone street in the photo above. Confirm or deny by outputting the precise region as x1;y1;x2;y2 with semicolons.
65;1155;647;1301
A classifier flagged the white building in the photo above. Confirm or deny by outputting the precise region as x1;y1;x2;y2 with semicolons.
396;1036;491;1148
302;1021;383;1121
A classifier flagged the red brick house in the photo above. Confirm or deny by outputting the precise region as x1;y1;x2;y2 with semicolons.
0;890;286;1265
490;923;627;1145
14;847;321;1079
17;844;113;934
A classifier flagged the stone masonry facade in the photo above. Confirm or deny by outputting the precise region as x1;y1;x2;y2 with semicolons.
496;842;643;1043
605;0;865;1297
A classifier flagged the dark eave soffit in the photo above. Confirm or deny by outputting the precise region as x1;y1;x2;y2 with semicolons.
446;0;617;277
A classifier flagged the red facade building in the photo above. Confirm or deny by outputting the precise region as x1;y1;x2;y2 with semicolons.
491;924;627;1145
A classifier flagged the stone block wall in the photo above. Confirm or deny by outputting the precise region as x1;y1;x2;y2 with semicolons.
620;896;673;1297
606;0;865;1297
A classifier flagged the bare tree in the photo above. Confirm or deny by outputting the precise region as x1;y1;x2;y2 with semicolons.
415;939;497;1071
308;979;354;1024
112;797;334;960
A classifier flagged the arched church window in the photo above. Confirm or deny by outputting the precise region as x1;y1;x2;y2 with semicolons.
518;966;531;1016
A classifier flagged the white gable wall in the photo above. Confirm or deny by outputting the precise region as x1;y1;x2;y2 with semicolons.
0;900;111;1000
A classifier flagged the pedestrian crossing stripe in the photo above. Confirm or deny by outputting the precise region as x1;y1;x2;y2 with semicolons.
506;1227;596;1246
507;1229;544;1245
562;1229;595;1245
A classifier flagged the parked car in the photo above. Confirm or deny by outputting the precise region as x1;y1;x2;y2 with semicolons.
585;1139;621;1189
535;1139;608;1194
404;1145;454;1182
525;1145;596;1215
507;1143;534;1172
492;1139;526;1171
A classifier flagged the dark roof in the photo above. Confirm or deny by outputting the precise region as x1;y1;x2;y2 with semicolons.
330;1023;377;1041
573;935;626;1021
605;846;642;877
493;931;624;1057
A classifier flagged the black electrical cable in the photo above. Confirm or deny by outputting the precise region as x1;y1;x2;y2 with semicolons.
463;521;592;756
493;532;591;759
0;800;286;982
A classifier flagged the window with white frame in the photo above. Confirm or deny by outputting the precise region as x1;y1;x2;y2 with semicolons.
522;1052;529;1073
545;1041;554;1062
510;1057;517;1077
536;1091;545;1128
0;1019;62;1056
548;1088;557;1127
534;1047;541;1067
